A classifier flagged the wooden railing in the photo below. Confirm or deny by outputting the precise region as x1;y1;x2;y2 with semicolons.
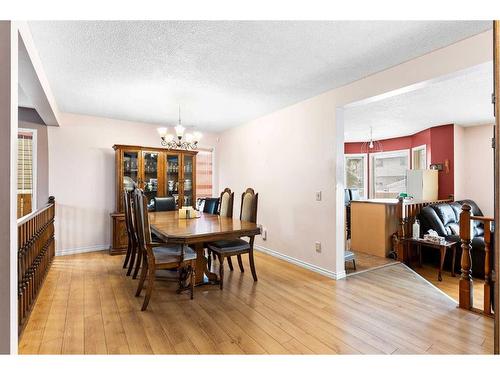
395;197;452;262
17;196;56;334
459;204;495;317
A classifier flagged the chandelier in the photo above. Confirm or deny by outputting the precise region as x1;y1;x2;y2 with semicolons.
360;127;383;153
157;106;202;150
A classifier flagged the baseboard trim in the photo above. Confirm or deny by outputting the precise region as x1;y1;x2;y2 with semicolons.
56;244;110;257
254;244;346;280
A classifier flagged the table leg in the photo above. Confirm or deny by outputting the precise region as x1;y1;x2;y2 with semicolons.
438;246;446;282
193;243;219;286
451;245;456;277
418;244;422;268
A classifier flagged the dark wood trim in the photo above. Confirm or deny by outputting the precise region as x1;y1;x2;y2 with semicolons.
459;204;473;310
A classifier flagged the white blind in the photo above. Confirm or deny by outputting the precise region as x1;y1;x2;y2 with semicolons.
196;149;213;198
18;132;33;193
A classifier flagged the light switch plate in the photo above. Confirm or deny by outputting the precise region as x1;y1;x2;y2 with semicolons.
315;241;321;253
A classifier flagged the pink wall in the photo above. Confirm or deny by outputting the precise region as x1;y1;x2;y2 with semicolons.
345;124;454;199
454;124;494;216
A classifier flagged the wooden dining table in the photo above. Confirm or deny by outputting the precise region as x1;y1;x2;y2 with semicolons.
149;210;261;286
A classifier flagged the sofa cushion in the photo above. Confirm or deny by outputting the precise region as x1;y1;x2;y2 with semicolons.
432;203;458;228
450;202;462;219
419;206;447;237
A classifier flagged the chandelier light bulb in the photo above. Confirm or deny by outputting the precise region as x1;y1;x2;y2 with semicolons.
193;131;203;142
175;124;185;137
185;133;194;143
369;141;374;149
157;127;168;138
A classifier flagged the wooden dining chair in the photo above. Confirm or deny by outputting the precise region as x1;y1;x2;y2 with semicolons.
122;189;139;276
207;188;258;290
207;188;234;270
133;188;197;311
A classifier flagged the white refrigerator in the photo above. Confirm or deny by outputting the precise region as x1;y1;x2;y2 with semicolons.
406;169;439;200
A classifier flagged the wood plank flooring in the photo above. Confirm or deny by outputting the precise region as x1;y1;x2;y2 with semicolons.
19;250;494;354
415;264;485;311
345;250;397;275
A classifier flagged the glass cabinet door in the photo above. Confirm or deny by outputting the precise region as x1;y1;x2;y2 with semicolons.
142;151;159;210
183;155;194;207
166;154;180;208
123;151;139;191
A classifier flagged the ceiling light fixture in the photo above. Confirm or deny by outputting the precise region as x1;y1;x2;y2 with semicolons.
360;127;383;153
157;106;202;150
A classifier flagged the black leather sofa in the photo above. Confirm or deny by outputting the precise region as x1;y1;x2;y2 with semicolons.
418;199;492;278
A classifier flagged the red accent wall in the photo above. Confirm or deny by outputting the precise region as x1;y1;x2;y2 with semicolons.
429;125;454;199
345;124;454;199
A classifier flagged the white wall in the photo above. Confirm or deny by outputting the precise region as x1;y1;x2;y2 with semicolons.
48;112;219;255
455;124;494;216
218;92;338;276
218;30;493;278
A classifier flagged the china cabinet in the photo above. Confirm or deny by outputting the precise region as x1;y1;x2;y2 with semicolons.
110;144;197;254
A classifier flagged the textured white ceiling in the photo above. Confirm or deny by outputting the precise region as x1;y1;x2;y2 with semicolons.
27;21;491;132
344;62;494;142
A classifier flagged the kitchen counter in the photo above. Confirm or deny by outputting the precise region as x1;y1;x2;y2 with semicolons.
350;199;399;258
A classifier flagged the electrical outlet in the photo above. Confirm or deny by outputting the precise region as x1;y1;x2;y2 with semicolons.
316;191;322;201
259;225;267;240
315;241;321;253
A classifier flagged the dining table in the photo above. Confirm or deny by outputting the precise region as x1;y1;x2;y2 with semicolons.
149;210;261;286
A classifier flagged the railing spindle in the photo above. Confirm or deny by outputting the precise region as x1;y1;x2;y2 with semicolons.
17;196;56;335
459;204;473;310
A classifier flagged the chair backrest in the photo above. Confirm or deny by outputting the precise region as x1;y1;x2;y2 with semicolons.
153;196;176;211
203;197;220;214
344;189;351;206
349;189;360;201
134;188;186;263
123;189;133;237
133;189;155;262
219;188;234;218
240;188;258;223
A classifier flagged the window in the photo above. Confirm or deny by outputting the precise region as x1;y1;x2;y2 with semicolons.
18;129;36;218
370;150;409;199
196;148;213;198
345;154;367;199
412;145;427;170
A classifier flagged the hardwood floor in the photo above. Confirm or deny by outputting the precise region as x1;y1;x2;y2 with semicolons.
345;250;397;275
19;250;493;354
415;263;485;311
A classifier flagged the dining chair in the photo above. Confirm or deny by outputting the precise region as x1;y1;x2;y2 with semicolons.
202;197;220;214
207;188;234;270
207;188;258;290
122;189;139;276
133;188;197;311
153;196;176;211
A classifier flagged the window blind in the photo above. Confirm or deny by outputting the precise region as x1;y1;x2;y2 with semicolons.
196;149;213;198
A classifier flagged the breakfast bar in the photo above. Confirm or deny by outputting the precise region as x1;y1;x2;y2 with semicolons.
350;199;399;258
